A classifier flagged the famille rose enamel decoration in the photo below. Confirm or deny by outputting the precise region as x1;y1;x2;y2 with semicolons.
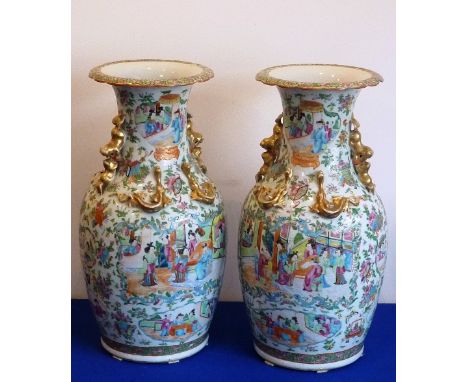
79;60;226;362
238;64;387;371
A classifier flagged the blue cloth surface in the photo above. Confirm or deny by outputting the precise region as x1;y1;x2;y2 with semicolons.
72;300;395;382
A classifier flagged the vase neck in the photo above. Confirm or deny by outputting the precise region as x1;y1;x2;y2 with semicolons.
277;87;360;177
113;85;192;168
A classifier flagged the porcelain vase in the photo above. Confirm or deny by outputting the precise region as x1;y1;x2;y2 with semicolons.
238;64;388;371
79;59;226;362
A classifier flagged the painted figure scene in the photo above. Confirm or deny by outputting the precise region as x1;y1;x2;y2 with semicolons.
240;219;355;299
126;90;187;148
282;97;342;168
139;300;216;342
252;309;342;348
120;214;225;296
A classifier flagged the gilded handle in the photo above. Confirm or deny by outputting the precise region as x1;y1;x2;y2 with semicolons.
349;115;375;192
94;114;125;194
253;114;287;209
310;171;360;218
117;166;171;212
186;113;207;173
256;114;283;182
181;161;216;204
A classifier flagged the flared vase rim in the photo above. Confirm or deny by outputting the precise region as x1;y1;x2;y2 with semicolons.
89;59;214;88
256;63;383;91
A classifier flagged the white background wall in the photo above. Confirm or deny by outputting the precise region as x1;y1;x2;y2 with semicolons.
71;0;395;302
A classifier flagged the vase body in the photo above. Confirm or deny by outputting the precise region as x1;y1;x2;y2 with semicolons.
79;62;225;362
239;78;387;370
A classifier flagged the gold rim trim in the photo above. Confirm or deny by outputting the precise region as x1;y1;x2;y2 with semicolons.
255;64;383;90
89;59;214;88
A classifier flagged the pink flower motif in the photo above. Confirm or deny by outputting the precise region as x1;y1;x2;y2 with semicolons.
177;201;188;210
166;176;180;194
360;260;371;281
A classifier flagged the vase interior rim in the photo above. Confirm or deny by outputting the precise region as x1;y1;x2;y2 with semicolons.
256;64;383;90
89;59;214;87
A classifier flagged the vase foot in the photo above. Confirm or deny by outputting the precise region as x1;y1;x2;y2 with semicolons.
254;342;364;371
100;335;208;363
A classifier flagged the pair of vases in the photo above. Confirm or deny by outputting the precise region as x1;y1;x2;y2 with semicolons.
79;59;387;371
